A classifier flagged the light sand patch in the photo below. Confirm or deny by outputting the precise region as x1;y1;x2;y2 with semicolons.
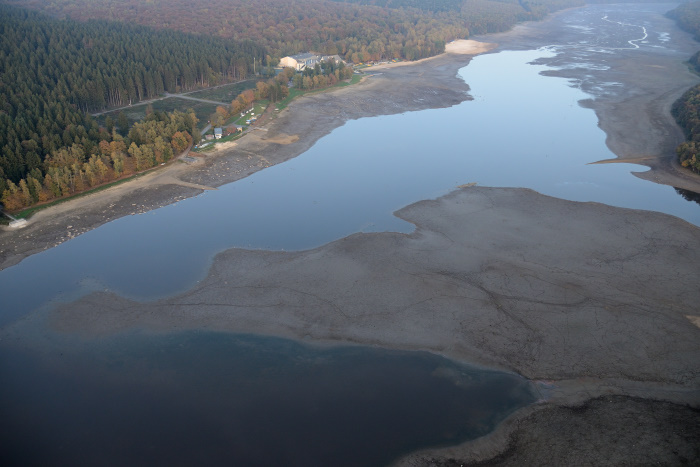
445;39;498;55
589;156;656;164
686;315;700;329
153;176;216;191
370;40;496;71
210;140;239;153
264;134;300;144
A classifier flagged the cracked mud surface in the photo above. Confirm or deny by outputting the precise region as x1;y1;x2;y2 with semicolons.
43;187;700;386
410;396;700;466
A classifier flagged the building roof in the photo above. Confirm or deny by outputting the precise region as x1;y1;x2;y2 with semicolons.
290;53;318;61
214;127;223;134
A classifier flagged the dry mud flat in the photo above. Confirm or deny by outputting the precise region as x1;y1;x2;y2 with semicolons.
480;4;700;193
3;7;700;465
40;186;700;465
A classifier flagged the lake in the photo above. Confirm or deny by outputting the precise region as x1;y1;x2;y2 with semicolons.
0;3;697;464
0;332;537;466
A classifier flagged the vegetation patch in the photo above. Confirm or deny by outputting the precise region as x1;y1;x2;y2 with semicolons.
187;81;258;103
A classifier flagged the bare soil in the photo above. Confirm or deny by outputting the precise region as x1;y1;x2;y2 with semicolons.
2;6;700;464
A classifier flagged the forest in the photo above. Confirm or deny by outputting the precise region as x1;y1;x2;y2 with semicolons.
672;85;700;174
5;0;584;60
0;4;263;207
1;0;618;211
666;0;700;42
666;1;700;73
667;1;700;174
1;109;198;211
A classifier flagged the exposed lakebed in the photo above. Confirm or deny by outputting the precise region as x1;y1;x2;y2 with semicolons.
0;3;698;465
1;6;698;323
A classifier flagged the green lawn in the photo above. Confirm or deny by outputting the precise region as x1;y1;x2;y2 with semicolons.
276;74;362;110
187;80;257;103
97;98;218;131
232;101;268;126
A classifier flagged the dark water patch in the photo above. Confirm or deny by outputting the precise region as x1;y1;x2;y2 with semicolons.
674;187;700;205
0;332;536;466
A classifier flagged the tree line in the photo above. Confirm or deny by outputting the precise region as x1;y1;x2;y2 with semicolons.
672;85;700;174
210;63;354;127
6;0;470;62
7;0;589;62
2;110;198;211
6;0;591;63
0;4;263;201
667;1;700;174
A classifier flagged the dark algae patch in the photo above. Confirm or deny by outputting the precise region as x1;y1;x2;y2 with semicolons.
0;331;536;466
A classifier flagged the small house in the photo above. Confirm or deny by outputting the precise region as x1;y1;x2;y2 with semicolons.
214;127;223;139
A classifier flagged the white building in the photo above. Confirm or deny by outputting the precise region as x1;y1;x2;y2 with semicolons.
279;53;320;71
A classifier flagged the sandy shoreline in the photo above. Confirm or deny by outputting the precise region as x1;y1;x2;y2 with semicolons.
2;6;700;464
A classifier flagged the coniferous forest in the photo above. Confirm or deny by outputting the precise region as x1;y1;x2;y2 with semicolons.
1;0;645;211
5;0;585;60
0;4;264;208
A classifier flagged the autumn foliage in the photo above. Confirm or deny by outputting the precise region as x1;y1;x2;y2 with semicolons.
2;111;196;211
672;85;700;174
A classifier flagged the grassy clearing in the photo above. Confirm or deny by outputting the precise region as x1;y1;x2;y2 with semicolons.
187;80;257;102
11;75;368;217
231;100;269;126
276;74;363;110
96;99;218;131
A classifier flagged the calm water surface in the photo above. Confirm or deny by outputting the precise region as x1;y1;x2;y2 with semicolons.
0;332;537;466
0;4;698;464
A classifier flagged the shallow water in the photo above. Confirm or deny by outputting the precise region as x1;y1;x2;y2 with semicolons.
2;8;698;322
0;332;537;466
0;3;698;463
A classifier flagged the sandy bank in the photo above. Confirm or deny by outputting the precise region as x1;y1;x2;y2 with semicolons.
446;39;498;55
369;39;497;70
43;186;700;387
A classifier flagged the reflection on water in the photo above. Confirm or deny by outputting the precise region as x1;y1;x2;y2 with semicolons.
674;187;700;205
0;4;697;462
2;36;699;324
0;332;537;466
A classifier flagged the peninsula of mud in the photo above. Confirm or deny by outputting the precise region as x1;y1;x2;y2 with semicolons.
2;5;700;465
